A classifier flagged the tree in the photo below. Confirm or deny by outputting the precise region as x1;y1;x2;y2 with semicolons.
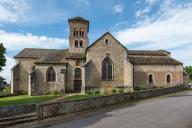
0;43;6;72
184;66;192;81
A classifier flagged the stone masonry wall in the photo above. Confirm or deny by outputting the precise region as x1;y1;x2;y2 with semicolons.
86;33;130;87
37;85;187;119
0;104;36;118
15;58;38;92
134;65;183;88
35;64;66;94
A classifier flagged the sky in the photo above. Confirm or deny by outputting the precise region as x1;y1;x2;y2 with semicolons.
0;0;192;82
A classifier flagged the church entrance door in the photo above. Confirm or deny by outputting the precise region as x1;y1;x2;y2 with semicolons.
74;80;81;92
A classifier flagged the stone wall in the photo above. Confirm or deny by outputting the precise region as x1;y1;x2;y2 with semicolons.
133;65;183;88
37;85;187;119
0;104;36;118
14;58;38;92
69;21;89;53
86;33;129;87
35;64;67;94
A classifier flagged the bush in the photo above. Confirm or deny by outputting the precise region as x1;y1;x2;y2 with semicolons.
94;90;100;94
52;90;60;95
134;86;141;91
43;92;50;95
112;89;117;93
103;85;112;95
118;88;124;93
3;86;11;95
86;91;93;94
142;87;146;90
22;91;28;95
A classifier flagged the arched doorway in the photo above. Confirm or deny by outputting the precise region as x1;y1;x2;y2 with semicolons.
74;68;81;92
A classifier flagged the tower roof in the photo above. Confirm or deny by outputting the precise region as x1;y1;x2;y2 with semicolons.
68;16;89;23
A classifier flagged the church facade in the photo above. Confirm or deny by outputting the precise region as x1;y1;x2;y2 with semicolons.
11;17;184;95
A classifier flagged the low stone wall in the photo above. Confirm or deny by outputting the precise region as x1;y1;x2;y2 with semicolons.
0;104;36;118
37;85;187;119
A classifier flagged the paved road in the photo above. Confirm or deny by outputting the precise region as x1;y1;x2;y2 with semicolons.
49;91;192;128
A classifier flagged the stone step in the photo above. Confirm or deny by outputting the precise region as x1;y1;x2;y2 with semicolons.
0;113;37;128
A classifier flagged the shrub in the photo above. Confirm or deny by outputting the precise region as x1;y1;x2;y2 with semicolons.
118;88;124;93
142;87;146;90
52;90;60;95
103;85;112;95
43;92;50;95
134;86;141;91
22;91;28;95
86;91;93;94
112;89;117;93
94;90;100;94
3;86;11;95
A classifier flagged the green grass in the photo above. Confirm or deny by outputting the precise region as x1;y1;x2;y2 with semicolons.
0;95;61;106
64;94;103;100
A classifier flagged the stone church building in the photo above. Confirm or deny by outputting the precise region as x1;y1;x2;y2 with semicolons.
11;17;184;95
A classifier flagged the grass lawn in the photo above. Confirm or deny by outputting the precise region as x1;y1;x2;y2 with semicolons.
63;94;104;101
0;95;61;106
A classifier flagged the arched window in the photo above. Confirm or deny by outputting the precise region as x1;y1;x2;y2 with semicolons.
47;66;56;82
74;40;78;47
75;68;81;79
79;40;83;47
148;74;153;83
102;57;113;80
166;74;171;83
79;29;82;36
74;28;78;37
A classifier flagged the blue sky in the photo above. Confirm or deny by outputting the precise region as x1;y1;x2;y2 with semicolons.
0;0;192;82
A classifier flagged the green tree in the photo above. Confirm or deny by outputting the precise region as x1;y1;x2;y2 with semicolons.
0;43;6;71
184;66;192;81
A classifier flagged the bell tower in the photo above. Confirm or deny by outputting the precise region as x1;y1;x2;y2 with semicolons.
68;17;89;53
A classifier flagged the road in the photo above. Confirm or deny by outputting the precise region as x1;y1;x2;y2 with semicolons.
49;91;192;128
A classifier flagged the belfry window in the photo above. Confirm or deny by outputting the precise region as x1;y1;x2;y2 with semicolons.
102;57;113;80
79;40;83;47
75;40;78;47
148;74;153;84
47;66;56;82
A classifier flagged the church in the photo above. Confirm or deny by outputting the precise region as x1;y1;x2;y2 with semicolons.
11;17;185;95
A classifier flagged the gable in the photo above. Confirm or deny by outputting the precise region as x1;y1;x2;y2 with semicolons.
86;32;128;52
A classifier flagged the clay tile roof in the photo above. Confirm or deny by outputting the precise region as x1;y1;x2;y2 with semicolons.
15;48;85;64
68;16;89;23
127;50;169;56
14;48;60;58
35;50;67;64
35;49;85;64
129;57;182;65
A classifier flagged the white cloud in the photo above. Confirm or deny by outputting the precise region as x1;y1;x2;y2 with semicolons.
0;30;68;51
115;1;192;66
0;56;15;83
0;0;28;22
113;4;124;13
0;30;68;82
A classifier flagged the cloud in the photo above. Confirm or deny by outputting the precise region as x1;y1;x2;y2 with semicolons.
0;0;28;22
113;4;124;13
0;0;68;25
115;1;192;66
1;56;15;83
0;30;68;82
0;30;68;51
